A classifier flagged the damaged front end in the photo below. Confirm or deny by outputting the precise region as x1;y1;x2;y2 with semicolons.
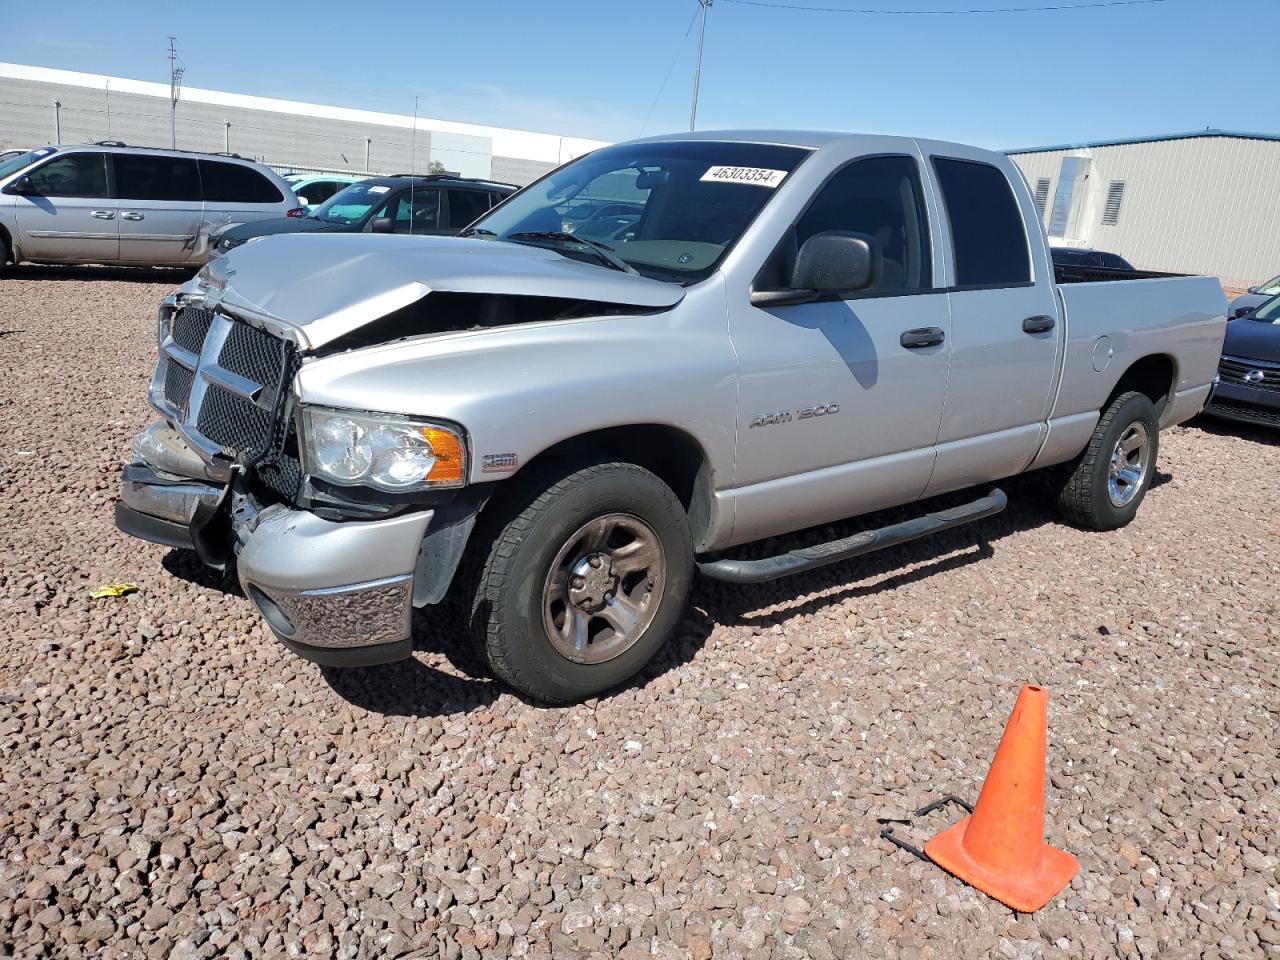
117;238;678;665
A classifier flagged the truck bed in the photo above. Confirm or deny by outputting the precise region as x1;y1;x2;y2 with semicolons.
1054;263;1186;284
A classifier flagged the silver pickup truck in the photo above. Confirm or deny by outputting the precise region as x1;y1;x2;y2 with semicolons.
116;131;1226;703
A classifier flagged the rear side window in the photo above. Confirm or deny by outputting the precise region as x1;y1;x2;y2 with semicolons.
199;160;283;204
25;153;108;198
933;158;1030;287
446;189;492;229
113;154;201;201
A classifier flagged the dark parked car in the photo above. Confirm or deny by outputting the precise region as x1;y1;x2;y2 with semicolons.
213;174;516;255
1204;293;1280;428
1050;246;1135;271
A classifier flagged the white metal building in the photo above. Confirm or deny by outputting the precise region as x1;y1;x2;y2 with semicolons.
1008;130;1280;290
0;63;608;186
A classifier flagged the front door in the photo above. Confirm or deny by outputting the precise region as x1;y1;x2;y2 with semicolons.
923;153;1061;497
14;152;117;262
112;153;205;265
727;154;952;545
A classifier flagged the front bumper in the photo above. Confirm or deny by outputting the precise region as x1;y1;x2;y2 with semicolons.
1203;378;1280;429
116;424;434;665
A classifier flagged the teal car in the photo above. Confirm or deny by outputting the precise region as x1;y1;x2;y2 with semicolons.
281;173;365;213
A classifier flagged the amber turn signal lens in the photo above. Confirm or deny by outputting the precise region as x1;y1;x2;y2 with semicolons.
422;427;466;484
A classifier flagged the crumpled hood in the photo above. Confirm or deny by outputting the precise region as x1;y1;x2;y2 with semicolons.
193;233;685;349
1222;316;1280;363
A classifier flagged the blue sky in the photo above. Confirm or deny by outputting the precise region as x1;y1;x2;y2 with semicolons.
2;0;1274;150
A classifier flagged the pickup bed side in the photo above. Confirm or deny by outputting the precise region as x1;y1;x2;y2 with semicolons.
1030;275;1227;470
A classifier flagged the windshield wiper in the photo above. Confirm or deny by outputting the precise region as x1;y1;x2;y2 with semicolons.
460;227;497;238
505;231;639;275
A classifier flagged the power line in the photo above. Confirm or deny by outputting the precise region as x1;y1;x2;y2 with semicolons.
719;0;1167;13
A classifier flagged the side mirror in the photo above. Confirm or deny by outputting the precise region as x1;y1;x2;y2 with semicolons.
1234;306;1251;318
751;231;881;307
1247;286;1258;293
8;175;32;195
296;195;309;208
372;216;395;234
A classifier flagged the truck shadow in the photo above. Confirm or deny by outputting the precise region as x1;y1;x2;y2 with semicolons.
623;466;1172;693
168;466;1175;716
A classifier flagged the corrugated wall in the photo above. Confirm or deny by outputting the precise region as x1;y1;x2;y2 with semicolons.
0;67;592;186
1011;137;1280;289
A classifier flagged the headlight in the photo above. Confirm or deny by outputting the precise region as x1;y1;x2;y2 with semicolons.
301;407;467;492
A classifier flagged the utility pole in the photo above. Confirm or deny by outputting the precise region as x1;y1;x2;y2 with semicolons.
364;137;372;173
105;80;112;140
52;99;61;144
167;37;185;149
224;120;231;153
690;0;712;131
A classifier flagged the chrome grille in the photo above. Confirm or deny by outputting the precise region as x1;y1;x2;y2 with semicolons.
150;304;295;465
1218;355;1280;393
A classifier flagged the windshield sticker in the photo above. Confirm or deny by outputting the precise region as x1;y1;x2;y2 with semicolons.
700;166;788;188
367;185;390;194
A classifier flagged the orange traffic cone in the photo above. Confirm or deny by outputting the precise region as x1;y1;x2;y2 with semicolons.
924;684;1078;912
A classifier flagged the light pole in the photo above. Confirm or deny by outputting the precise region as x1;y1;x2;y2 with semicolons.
52;99;61;144
224;120;231;153
690;0;712;131
168;37;185;149
364;137;371;173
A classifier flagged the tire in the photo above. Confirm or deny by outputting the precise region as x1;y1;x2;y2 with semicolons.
0;233;10;273
469;460;693;704
1057;391;1160;531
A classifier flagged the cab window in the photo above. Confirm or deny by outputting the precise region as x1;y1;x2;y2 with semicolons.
758;155;932;295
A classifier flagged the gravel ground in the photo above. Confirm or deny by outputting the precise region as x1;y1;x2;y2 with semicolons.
1;268;1277;960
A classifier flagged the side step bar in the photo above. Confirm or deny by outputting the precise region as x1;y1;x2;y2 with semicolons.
697;487;1007;585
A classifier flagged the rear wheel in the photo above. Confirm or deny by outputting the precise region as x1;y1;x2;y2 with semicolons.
0;233;10;273
469;460;693;704
1056;391;1159;530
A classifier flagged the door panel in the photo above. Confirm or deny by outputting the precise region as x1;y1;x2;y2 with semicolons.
113;154;204;264
15;152;117;261
728;294;951;543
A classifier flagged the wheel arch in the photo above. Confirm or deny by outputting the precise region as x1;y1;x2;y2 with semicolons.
498;423;717;551
0;221;13;264
1106;353;1177;419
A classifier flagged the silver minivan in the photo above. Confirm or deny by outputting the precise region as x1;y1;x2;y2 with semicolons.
0;144;301;269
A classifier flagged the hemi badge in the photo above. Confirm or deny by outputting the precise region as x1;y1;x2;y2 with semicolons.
482;453;519;473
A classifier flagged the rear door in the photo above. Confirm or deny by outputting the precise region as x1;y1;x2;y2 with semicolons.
923;151;1061;497
13;152;117;262
112;153;204;264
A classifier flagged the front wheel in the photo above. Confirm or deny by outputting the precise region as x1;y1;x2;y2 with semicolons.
1056;391;1160;530
469;460;693;704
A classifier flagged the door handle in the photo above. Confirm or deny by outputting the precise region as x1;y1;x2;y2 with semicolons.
90;210;115;220
1022;315;1056;333
121;212;145;221
900;327;945;349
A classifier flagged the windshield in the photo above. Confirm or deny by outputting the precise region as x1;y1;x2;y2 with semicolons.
471;140;811;282
311;181;393;224
1252;294;1280;323
1257;274;1280;296
0;147;57;181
